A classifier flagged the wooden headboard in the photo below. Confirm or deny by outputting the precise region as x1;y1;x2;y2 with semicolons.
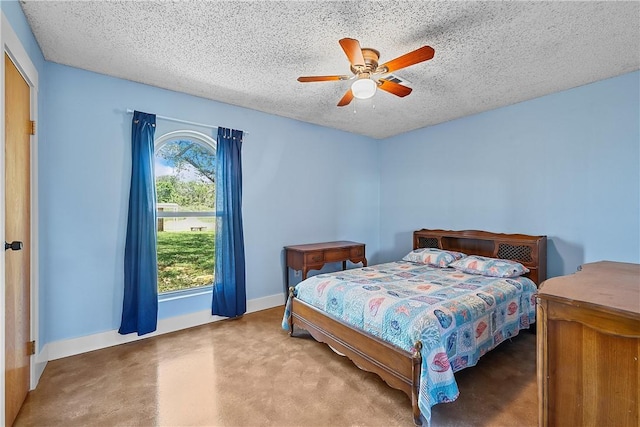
413;229;548;285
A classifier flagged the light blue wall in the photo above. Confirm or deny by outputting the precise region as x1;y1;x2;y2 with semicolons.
379;71;640;278
39;63;379;343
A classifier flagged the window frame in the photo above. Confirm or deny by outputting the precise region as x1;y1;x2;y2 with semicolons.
154;130;217;296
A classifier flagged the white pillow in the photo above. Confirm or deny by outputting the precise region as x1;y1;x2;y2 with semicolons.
402;248;466;268
449;255;530;278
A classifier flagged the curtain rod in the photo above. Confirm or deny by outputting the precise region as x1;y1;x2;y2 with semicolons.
125;109;248;135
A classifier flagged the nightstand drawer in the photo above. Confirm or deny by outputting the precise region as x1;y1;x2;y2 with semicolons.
284;241;367;284
325;248;351;262
350;246;364;258
304;251;324;263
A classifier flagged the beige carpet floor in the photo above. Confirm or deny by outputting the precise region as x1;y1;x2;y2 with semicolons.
14;306;537;426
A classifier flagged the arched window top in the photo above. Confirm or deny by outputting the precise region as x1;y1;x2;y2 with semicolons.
155;130;216;152
155;130;216;184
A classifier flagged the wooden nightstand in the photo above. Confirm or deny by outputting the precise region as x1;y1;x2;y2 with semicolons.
284;241;367;288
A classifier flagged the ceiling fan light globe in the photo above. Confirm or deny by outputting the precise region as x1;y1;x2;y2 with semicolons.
351;79;376;99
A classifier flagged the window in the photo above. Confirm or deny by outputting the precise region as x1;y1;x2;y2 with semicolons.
154;130;216;294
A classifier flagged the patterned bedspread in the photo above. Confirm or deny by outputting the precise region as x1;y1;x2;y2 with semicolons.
282;261;537;425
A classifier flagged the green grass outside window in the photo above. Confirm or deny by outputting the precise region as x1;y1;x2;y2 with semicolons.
157;231;214;293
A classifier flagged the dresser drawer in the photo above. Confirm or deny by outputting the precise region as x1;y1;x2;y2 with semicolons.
325;248;351;262
304;251;324;264
350;246;365;258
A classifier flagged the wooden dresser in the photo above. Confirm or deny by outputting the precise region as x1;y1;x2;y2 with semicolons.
536;261;639;427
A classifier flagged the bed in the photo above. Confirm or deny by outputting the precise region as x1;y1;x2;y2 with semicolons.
282;229;547;425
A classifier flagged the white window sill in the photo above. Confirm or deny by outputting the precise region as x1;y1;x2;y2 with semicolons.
158;285;213;302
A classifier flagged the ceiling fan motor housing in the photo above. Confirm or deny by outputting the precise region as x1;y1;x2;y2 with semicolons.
351;48;380;74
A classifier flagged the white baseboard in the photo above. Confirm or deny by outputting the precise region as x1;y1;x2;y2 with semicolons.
32;344;49;390
40;293;284;364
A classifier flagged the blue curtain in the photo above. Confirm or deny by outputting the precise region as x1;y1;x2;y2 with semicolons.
119;111;158;335
212;127;246;317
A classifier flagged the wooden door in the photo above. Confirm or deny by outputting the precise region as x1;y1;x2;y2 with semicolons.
4;53;31;426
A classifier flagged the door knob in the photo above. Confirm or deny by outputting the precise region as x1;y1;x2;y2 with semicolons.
4;241;23;251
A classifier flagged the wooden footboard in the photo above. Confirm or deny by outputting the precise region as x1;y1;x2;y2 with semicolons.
289;292;423;425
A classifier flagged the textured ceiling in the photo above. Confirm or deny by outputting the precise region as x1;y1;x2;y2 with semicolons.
19;1;640;139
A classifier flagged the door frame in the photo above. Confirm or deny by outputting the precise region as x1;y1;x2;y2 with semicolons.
1;11;40;423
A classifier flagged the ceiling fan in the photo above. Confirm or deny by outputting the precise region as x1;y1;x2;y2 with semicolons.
297;38;435;107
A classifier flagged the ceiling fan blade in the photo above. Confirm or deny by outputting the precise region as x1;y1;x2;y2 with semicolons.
337;89;354;107
298;75;350;82
378;46;435;73
339;38;366;68
378;79;413;97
